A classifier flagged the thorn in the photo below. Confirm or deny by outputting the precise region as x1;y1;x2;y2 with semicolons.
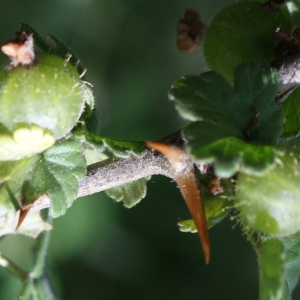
146;141;210;263
15;206;31;231
146;141;183;164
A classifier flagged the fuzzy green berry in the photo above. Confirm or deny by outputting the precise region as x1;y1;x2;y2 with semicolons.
236;150;300;236
0;44;87;160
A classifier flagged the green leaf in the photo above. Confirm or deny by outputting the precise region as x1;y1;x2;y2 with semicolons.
257;238;285;300
73;128;147;159
105;177;149;208
280;232;300;298
254;232;300;300
282;88;300;138
178;219;198;233
80;85;95;120
26;139;86;218
187;136;281;178
103;137;146;158
0;156;51;238
0;155;39;231
73;128;105;153
0;139;86;233
170;63;282;177
0;159;31;181
18;277;57;300
178;176;232;232
169;71;244;141
234;63;282;144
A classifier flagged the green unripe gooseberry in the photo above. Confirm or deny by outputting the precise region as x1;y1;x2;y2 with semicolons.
236;150;300;236
0;53;86;139
0;52;89;160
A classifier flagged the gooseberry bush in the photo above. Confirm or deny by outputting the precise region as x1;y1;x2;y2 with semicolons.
2;0;300;299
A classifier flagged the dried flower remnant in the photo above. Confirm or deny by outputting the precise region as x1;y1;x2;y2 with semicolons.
209;177;225;196
1;31;35;68
177;8;206;53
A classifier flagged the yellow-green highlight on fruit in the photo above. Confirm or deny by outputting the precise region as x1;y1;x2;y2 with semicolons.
236;150;300;236
0;124;55;161
203;1;289;84
0;53;86;141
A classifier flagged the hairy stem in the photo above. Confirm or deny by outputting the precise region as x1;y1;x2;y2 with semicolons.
31;210;52;279
0;135;177;227
78;147;173;198
0;253;28;281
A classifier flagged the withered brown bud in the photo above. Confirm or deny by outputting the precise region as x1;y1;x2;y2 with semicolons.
176;8;206;53
1;31;35;67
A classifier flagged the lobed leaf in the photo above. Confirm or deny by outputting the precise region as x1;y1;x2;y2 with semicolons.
178;219;198;233
26;139;86;218
170;62;282;177
282;88;300;138
0;155;39;233
186;136;281;178
73;128;146;160
255;232;300;300
0;159;31;181
178;176;232;232
103;138;146;158
105;177;149;208
257;238;285;300
234;63;282;143
280;232;300;298
0;156;51;238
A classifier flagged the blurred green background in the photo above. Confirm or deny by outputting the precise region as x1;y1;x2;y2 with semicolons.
0;0;299;299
